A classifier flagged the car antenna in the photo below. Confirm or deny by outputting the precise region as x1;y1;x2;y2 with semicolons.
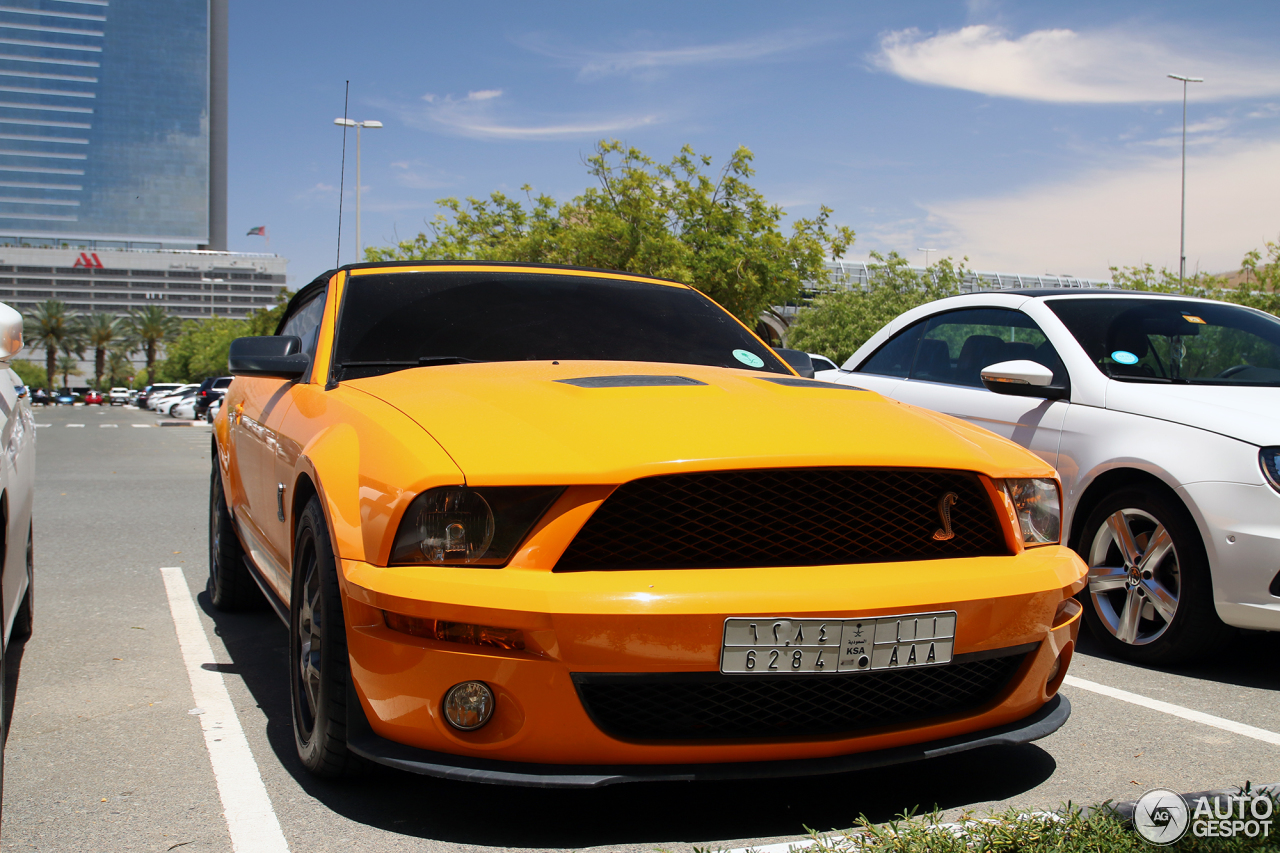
336;80;349;269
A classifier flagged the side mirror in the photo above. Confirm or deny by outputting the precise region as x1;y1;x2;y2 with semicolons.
773;347;815;379
0;302;24;362
228;335;309;379
981;360;1069;400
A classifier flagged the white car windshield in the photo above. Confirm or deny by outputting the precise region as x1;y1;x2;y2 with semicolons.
1047;297;1280;386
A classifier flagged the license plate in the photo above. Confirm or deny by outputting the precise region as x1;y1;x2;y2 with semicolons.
720;612;956;674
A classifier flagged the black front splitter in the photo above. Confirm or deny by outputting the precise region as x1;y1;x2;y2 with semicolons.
345;692;1070;790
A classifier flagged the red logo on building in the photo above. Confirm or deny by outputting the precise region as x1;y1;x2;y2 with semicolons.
72;252;103;268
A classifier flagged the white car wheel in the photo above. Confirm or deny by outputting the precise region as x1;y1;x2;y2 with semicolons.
1078;489;1231;663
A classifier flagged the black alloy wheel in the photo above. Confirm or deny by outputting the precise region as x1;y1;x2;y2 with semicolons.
289;496;350;777
1076;488;1232;664
208;444;262;611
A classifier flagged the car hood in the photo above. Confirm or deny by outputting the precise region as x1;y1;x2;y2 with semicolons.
1104;381;1280;446
344;361;1051;485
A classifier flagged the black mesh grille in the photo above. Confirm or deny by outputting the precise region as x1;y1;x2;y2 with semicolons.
556;468;1008;570
574;652;1026;740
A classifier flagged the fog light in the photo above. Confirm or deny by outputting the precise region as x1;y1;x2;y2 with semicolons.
443;681;494;731
1047;655;1062;684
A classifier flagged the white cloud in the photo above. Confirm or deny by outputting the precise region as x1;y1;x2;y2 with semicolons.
521;29;834;78
875;25;1280;103
922;138;1280;278
396;90;661;140
389;160;458;190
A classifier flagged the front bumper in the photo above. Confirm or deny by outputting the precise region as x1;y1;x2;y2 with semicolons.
346;688;1070;788
1180;481;1280;631
339;546;1085;768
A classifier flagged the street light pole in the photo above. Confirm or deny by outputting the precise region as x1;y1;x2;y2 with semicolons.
1167;74;1202;286
917;247;937;267
334;117;383;262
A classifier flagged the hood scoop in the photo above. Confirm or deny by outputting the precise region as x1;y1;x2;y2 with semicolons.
760;376;865;391
556;375;707;388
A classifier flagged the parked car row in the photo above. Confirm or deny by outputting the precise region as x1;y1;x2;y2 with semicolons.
137;377;231;419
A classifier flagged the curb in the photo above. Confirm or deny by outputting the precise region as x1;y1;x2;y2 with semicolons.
1094;780;1280;825
726;781;1280;852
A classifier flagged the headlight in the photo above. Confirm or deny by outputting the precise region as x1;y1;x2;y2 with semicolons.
389;486;563;567
1261;448;1280;493
1002;478;1061;546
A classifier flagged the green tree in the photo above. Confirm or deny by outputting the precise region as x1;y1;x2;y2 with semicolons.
244;288;291;336
9;358;45;389
124;305;181;384
367;140;854;327
157;315;248;382
56;353;81;388
1110;238;1280;317
105;347;134;388
786;252;970;365
23;299;75;389
79;312;123;390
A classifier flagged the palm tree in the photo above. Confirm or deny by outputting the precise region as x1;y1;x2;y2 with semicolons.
79;312;123;390
105;347;134;388
23;299;75;390
56;353;81;389
124;305;180;384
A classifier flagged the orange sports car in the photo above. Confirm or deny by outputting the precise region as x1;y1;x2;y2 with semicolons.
211;261;1086;786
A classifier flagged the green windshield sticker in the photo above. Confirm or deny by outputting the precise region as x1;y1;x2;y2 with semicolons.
733;349;765;368
1111;350;1139;365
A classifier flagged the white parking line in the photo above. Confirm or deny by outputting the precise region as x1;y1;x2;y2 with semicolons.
1064;675;1280;746
100;423;117;428
66;423;83;428
160;567;291;853
132;423;151;428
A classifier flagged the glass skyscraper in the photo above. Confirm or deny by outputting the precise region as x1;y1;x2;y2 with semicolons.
0;0;225;249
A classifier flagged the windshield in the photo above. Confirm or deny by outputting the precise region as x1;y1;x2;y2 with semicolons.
1047;297;1280;385
331;270;790;381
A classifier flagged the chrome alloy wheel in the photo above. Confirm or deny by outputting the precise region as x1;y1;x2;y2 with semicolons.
295;539;323;739
1086;508;1181;646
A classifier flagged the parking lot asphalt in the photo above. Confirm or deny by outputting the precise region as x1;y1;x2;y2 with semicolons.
3;403;1277;852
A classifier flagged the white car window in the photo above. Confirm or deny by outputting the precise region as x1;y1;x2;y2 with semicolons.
911;308;1066;388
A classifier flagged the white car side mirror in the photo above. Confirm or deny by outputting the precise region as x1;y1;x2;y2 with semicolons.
981;360;1053;387
980;360;1068;400
0;302;24;362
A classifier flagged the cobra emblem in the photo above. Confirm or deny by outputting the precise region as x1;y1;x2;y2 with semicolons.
932;492;959;541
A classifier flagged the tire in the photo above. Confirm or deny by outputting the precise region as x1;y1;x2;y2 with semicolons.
207;448;263;611
290;496;350;777
1076;488;1232;665
10;523;32;642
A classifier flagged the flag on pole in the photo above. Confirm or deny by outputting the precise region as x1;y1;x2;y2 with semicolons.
246;226;266;236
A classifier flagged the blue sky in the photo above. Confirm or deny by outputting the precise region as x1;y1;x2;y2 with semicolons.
225;1;1280;287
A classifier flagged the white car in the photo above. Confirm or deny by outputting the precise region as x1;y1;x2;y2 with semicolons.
108;386;129;406
204;396;221;424
808;353;839;373
0;302;35;797
170;396;198;419
828;289;1280;664
153;385;198;416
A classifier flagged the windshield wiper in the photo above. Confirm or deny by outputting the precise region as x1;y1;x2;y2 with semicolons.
338;356;485;368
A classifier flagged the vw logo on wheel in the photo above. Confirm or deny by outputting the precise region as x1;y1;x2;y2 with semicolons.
1134;788;1190;845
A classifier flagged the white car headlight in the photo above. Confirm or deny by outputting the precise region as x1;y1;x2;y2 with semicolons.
1261;447;1280;493
1002;478;1062;546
